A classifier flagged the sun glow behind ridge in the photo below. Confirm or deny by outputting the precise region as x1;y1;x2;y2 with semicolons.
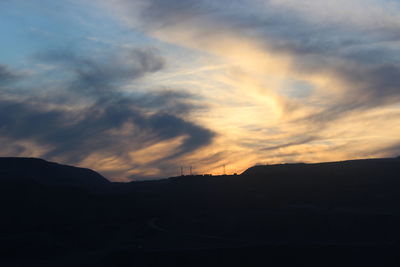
1;0;400;180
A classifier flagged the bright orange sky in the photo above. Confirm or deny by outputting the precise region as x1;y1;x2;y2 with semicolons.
1;0;400;180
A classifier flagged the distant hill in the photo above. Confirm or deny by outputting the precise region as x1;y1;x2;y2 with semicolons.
1;157;400;266
242;157;400;177
128;157;400;214
0;157;110;189
241;157;400;191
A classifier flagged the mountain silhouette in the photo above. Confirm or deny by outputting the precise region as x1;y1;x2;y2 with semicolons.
1;156;400;266
0;157;110;189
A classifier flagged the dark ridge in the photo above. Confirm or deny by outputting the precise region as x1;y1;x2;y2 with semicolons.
0;157;110;189
2;156;400;266
242;157;400;176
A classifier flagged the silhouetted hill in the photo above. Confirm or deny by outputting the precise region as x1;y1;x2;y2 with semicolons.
0;157;110;189
240;158;400;205
243;157;400;178
2;156;400;266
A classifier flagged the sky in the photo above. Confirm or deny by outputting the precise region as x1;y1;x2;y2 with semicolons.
1;0;400;181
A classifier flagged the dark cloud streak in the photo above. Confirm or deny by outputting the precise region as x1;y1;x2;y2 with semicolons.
0;64;18;85
0;47;214;178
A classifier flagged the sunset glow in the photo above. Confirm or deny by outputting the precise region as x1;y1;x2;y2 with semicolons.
1;0;400;180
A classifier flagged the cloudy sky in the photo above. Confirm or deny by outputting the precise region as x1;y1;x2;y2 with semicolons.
1;0;400;180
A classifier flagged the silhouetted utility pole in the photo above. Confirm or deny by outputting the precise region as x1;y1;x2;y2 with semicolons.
180;166;184;176
223;164;226;175
190;166;193;176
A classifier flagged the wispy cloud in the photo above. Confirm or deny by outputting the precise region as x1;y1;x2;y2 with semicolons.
105;0;400;170
2;0;400;179
0;46;214;180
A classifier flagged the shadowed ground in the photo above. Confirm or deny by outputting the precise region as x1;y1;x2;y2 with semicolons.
1;157;400;266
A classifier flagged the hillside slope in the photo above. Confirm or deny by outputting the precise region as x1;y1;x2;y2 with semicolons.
0;157;110;189
1;157;400;266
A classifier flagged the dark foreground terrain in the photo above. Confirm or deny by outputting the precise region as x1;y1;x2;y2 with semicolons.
1;157;400;266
